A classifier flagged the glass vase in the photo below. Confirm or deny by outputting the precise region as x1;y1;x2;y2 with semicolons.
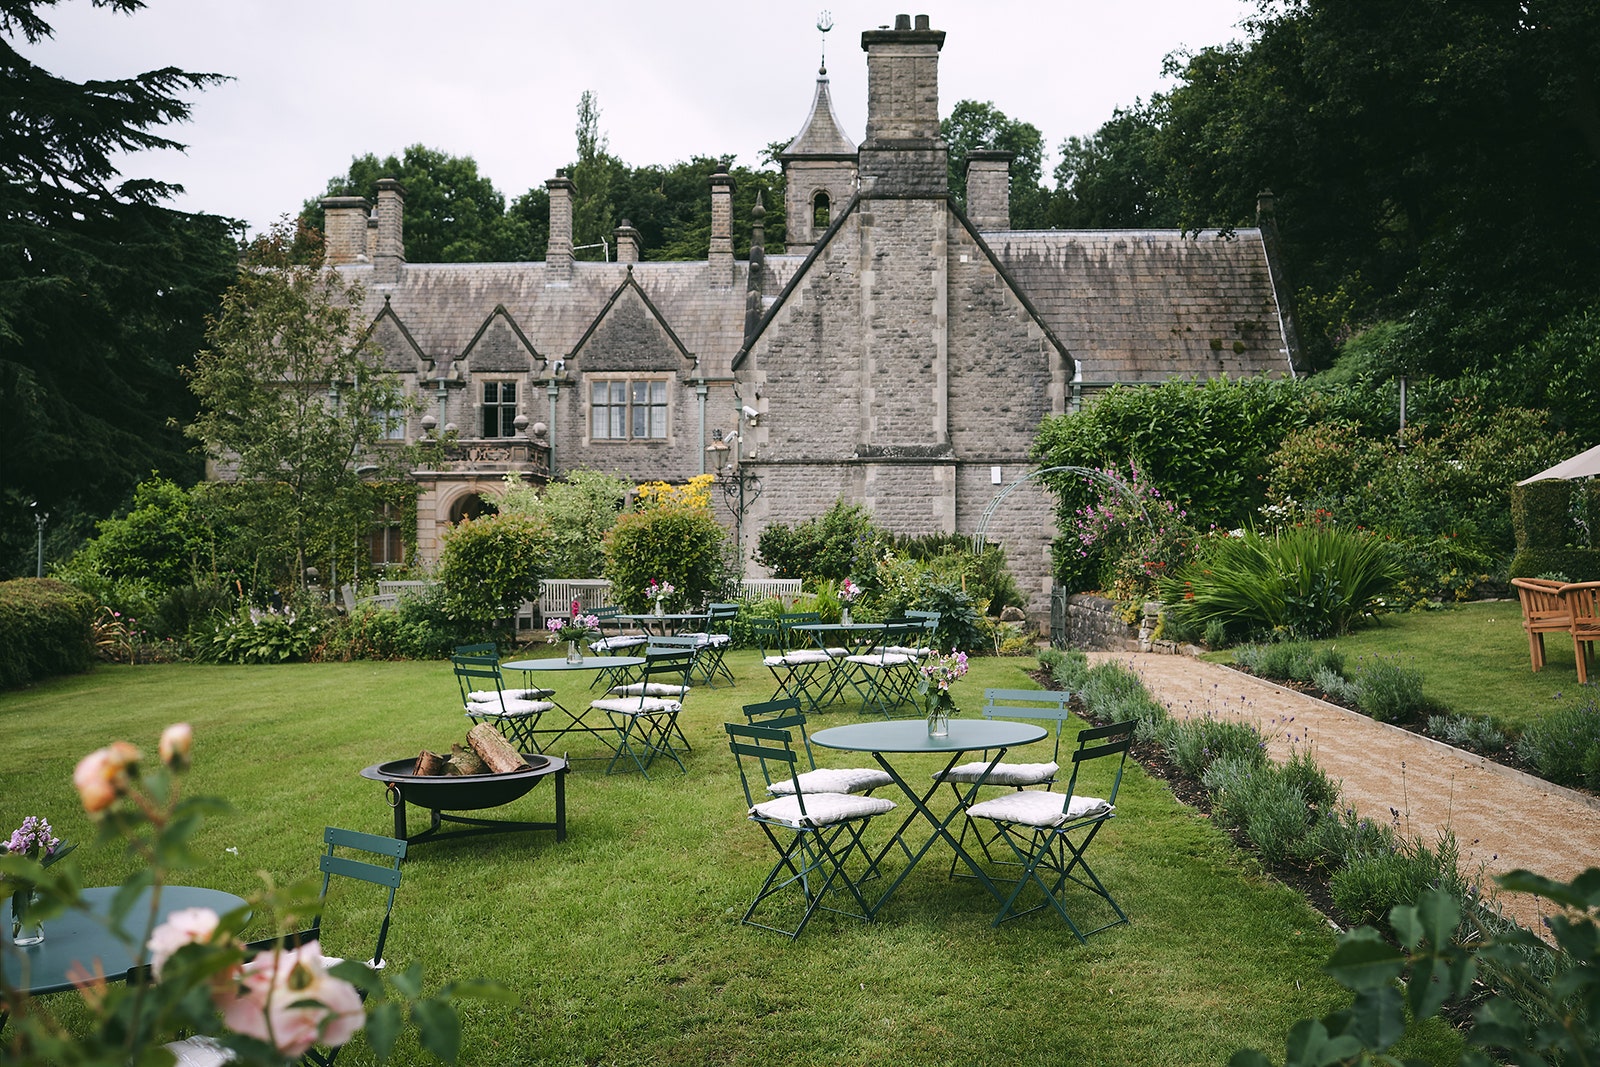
926;701;950;739
566;640;584;665
11;889;44;947
841;607;852;626
654;600;664;618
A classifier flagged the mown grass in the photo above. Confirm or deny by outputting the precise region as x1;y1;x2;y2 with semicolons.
1;653;1460;1065
1285;601;1581;734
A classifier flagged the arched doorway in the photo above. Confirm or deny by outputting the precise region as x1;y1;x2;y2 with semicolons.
448;492;499;524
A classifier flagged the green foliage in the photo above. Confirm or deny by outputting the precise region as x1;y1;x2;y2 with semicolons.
196;604;327;665
435;513;546;626
1161;715;1268;778
942;99;1051;227
1033;376;1321;541
0;1;239;579
1078;660;1169;738
184;223;419;592
1202;752;1331;865
603;504;733;612
317;591;487;661
1515;693;1600;789
1053;462;1195;599
755;500;889;584
890;534;1024;615
497;469;629;579
1426;714;1507;756
1349;655;1430;725
1232;641;1346;685
1490;299;1600;445
1508;547;1600;580
1164;526;1401;642
54;477;208;595
873;556;985;652
1038;647;1090;690
1512;478;1587;551
302;144;534;263
0;578;94;688
1329;831;1466;931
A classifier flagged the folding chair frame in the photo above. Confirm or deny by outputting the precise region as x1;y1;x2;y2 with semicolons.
726;721;883;938
453;654;549;752
599;649;696;778
978;720;1135;940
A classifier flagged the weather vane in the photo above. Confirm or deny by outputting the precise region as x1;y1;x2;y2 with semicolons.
817;10;832;75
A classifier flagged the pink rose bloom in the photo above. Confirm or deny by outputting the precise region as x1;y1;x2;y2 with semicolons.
225;941;364;1058
73;741;141;814
147;906;221;979
159;723;193;771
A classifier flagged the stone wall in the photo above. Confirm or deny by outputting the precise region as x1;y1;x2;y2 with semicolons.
1058;594;1140;651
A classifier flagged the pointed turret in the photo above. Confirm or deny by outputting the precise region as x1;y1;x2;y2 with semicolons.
779;60;859;252
743;193;767;345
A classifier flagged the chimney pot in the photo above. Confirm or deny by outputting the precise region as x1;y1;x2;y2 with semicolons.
895;13;910;29
914;13;929;29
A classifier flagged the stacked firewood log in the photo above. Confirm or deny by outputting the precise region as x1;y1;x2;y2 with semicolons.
412;724;528;776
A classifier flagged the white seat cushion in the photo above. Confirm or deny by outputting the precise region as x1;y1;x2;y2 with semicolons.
165;1036;234;1067
466;697;553;717
751;792;896;829
590;635;647;652
966;790;1112;828
769;766;895;796
934;761;1060;786
784;650;833;664
469;688;552;702
608;682;691;697
845;652;913;667
590;696;682;715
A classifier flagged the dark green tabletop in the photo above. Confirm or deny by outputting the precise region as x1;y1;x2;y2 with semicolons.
3;885;250;996
812;718;1047;754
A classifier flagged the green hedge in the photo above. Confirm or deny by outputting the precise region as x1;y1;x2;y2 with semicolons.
1511;479;1576;550
1507;547;1600;581
0;578;95;688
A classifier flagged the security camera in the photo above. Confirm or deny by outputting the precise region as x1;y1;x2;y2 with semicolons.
552;358;566;376
742;405;760;419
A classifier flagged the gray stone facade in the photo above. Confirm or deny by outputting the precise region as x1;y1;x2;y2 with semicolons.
311;12;1296;630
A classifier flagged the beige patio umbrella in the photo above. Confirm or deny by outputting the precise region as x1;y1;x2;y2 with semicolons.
1518;443;1600;484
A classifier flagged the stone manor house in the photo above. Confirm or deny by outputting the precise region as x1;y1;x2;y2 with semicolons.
321;13;1296;623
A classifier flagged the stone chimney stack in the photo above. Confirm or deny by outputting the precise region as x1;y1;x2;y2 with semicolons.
545;174;575;283
708;166;735;286
964;150;1014;230
320;196;371;265
859;13;947;196
614;219;641;263
373;179;405;284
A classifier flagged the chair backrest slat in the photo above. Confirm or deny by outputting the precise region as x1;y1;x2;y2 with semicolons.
317;825;406;970
1060;720;1135;811
726;720;806;812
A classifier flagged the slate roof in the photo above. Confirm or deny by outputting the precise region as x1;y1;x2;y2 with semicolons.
339;258;803;378
779;74;858;160
982;229;1293;382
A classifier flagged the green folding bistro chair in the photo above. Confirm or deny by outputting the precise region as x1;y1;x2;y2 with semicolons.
964;719;1135;939
163;827;407;1067
682;602;740;688
586;605;649;690
933;688;1079;869
725;719;896;938
590;647;697;778
840;623;920;717
452;653;553;752
753;617;834;712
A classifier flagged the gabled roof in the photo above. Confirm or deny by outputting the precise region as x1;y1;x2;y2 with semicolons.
361;295;428;371
460;303;542;371
779;71;857;160
568;266;696;366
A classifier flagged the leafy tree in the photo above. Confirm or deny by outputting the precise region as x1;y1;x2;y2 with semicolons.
941;99;1051;228
184;223;417;592
603;497;733;612
435;512;546;627
498;468;629;579
755;501;890;585
301;145;532;263
1050;104;1179;227
0;0;240;576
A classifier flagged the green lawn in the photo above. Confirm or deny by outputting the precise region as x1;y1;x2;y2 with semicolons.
1;653;1459;1066
1295;601;1582;733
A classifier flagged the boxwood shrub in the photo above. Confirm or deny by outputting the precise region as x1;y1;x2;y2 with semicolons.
0;578;95;688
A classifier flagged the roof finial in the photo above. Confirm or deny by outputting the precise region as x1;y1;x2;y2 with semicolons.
817;10;833;76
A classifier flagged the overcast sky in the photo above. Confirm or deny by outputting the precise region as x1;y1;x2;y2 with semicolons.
28;0;1256;236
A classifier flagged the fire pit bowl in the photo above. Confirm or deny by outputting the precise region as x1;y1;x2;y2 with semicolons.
359;753;567;847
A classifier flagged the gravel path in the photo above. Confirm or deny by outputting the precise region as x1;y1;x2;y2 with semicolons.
1090;651;1600;932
